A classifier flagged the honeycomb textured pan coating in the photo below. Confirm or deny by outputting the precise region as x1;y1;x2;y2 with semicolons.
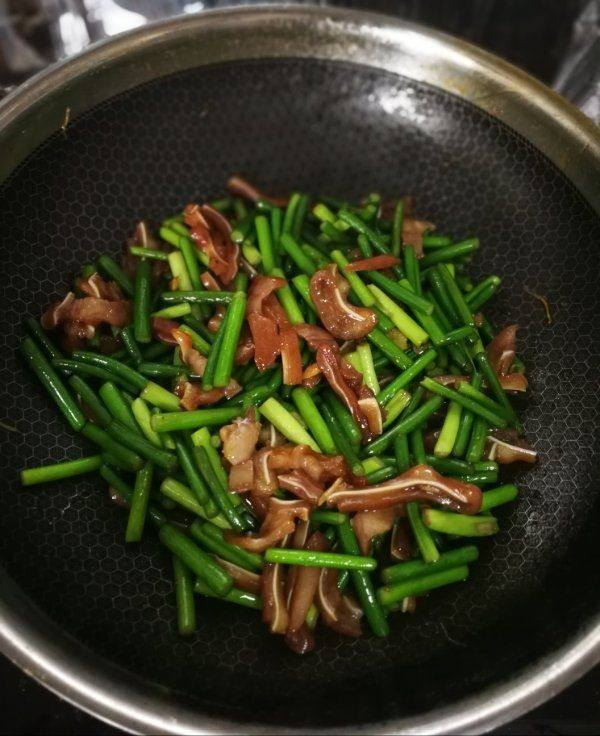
0;59;599;728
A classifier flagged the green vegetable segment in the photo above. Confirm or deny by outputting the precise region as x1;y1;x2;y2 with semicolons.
21;338;86;431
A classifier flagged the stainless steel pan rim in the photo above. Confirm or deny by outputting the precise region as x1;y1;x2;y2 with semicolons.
0;6;598;734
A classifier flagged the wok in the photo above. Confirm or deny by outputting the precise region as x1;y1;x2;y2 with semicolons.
0;7;599;734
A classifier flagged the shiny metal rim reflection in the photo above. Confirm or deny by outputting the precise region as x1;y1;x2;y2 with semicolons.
0;6;598;734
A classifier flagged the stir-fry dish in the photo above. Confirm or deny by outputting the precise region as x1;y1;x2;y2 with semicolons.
20;176;536;654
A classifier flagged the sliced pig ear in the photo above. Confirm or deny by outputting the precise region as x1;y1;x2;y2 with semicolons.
213;556;262;594
76;273;125;301
254;444;353;494
291;518;310;552
247;274;287;314
486;324;519;376
41;292;75;329
317;567;362;638
287;530;329;633
183;202;209;229
200;270;222;291
499;372;529;392
485;431;537;464
184;202;239;285
172;329;207;375
175;379;241;411
345;254;400;272
301;361;322;389
326;464;482;515
227;174;289;208
246;275;288;371
486;325;529;392
316;341;373;440
357;396;383;436
252;447;277;495
278;470;324;505
318;477;348;507
279;326;303;386
352;508;396;555
293;323;335;350
248;313;280;371
284;624;315;655
402;216;435;258
225;498;311;553
262;562;289;634
61;296;131;329
198;204;240;284
234;326;255;365
151;316;180;344
134;220;160;250
432;374;470;387
219;412;261;466
390;518;413;561
228;459;254;493
199;203;233;236
310;265;377;340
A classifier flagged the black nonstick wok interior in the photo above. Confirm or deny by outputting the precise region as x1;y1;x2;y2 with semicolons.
0;58;599;729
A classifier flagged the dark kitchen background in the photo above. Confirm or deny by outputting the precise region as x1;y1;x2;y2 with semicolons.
1;1;599;734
